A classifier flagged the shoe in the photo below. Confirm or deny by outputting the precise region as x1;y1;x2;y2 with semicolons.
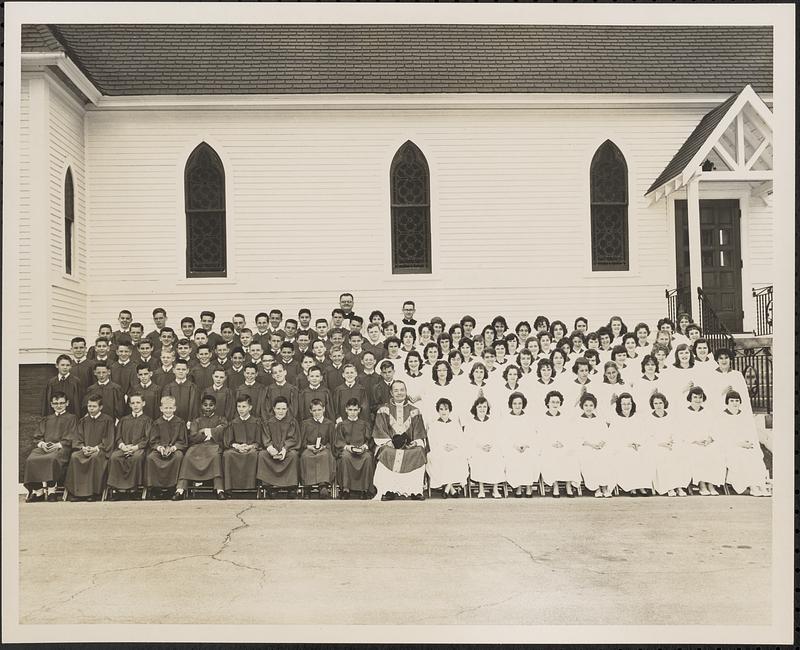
319;486;330;499
87;495;97;502
216;491;227;500
360;491;371;500
442;490;449;499
677;488;688;497
381;491;396;501
410;493;425;501
26;492;44;503
552;491;560;499
567;491;575;498
340;490;350;500
171;491;185;501
46;493;58;502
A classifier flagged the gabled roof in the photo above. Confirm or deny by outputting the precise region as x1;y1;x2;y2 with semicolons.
646;84;774;198
21;24;773;96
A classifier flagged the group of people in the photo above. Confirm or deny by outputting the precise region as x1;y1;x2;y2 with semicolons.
23;294;771;503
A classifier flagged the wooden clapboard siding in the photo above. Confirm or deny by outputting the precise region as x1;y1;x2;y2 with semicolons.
81;104;766;337
18;74;34;347
746;194;773;285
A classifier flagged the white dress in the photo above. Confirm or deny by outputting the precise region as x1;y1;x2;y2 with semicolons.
465;417;506;484
576;414;616;490
628;374;663;414
592;381;628;424
485;382;527;416
423;380;463;426
647;410;691;494
559;377;596;418
681;406;726;485
526;378;559;417
501;411;540;487
719;409;768;493
705;368;753;416
401;372;428;410
538;410;582;485
609;412;655;491
426;417;469;487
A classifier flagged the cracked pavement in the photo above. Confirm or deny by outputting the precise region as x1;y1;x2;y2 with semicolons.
18;496;770;625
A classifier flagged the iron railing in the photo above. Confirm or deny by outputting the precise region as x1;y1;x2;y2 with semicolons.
696;287;735;353
732;345;773;413
752;285;773;336
665;287;692;324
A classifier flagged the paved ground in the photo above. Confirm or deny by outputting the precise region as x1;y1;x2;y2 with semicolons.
18;495;770;626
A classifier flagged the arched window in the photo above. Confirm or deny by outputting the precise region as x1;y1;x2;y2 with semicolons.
64;168;74;275
390;141;431;274
185;143;226;277
590;140;629;271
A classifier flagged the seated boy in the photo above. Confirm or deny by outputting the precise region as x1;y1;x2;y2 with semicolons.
222;395;262;493
257;396;300;497
174;395;227;500
107;392;151;500
42;354;83;417
64;395;115;501
145;395;187;498
23;391;76;502
299;399;336;499
334;398;374;499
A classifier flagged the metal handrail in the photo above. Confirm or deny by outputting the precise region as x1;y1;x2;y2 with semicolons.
696;287;735;352
752;285;773;336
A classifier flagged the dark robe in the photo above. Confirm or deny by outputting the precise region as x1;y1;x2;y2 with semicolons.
107;413;151;489
162;380;199;424
145;416;187;487
42;374;83;417
226;366;246;391
65;413;115;497
324;364;346;393
222;416;263;490
331;382;369;421
146;329;163;351
334;417;375;492
344;349;366;374
255;368;275;387
263;382;300;422
213;356;232;372
369;380;394;422
257;415;300;487
71;358;97;392
277;358;301;386
23;412;76;487
110;360;138;397
189;363;217;393
206;331;223;351
179;414;226;482
137;356;160;372
236;382;266;414
299;418;336;485
298;385;333;420
358;371;381;404
112;329;133;348
153;366;176;388
132;381;162;420
83;381;125;421
201;385;236;422
363;341;387;362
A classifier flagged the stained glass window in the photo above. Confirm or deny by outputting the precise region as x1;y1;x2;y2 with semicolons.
64;168;74;275
590;140;629;271
185;143;226;277
391;141;431;274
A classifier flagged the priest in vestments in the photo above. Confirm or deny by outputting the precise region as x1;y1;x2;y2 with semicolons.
372;380;427;500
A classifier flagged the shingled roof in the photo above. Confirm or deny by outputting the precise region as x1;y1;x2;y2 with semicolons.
22;24;773;97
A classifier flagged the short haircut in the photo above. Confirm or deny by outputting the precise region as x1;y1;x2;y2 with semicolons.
685;323;702;335
193;328;208;337
153;307;167;317
308;365;323;375
94;360;109;370
345;397;361;410
270;361;285;371
95;336;109;345
435;398;452;411
350;315;363;326
255;312;269;321
331;308;344;317
622;332;637;345
615;392;637;416
379;360;394;371
161;326;176;336
215;340;229;350
269;309;283;318
340;292;354;301
220;321;234;331
119;309;132;318
579;392;598;408
200;311;216;320
285;318;298;327
280;341;295;351
56;354;72;365
692;338;710;354
130;322;144;331
544;390;563;406
201;394;217;404
315;318;328;326
507;391;528;409
160;395;177;406
448;350;464;363
99;323;112;332
231;346;245;357
128;390;144;401
233;312;245;320
86;394;103;406
196;344;211;353
460;315;476;327
348;330;363;340
657;317;676;330
71;336;87;346
309;398;324;409
459;338;474;354
136;362;152;373
649;391;669;409
536;330;551;342
273;396;289;407
725;390;742;403
243;362;258;372
470;396;490;417
403;300;416;309
181;317;196;327
137;339;152;349
174;359;189;368
116;341;131;350
237;395;252;405
687;386;707;402
298;308;311;317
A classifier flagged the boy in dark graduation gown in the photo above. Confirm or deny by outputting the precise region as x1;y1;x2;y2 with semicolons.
334;399;375;499
222;395;263;492
153;348;177;388
202;368;236;421
369;360;396;424
277;343;301;385
109;342;138;398
42;354;83;417
145;395;187;496
24;392;76;502
189;345;217;392
299;399;336;498
64;395;115;501
257;396;300;496
226;347;247;391
263;362;300;421
133;364;162;420
344;331;367;373
332;364;369;422
173;395;227;500
70;336;97;392
324;347;347;393
298;366;333;420
357;352;381;405
236;363;267;412
136;339;160;371
107;392;151;499
83;361;125;422
162;359;199;427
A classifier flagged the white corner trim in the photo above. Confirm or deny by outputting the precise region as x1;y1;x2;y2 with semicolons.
21;52;101;105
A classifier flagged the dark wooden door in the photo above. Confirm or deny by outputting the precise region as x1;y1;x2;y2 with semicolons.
675;199;743;332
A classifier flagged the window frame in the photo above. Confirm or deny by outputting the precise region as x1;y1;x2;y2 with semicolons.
63;167;75;276
589;140;630;272
390;141;432;275
184;143;227;279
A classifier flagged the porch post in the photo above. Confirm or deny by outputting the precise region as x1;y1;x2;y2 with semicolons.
686;177;703;321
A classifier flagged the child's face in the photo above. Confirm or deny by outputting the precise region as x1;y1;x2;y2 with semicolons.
177;343;191;357
691;393;704;406
540;364;552;380
160;331;174;347
181;322;195;338
331;332;344;347
284;322;297;338
212;370;226;387
688;329;701;342
426;347;438;363
231;352;245;367
221;328;234;343
343;367;357;383
269;334;282;350
51;396;68;414
129;395;144;414
655;349;667;364
436;365;449;382
233;316;246;332
386;342;400;356
346;405;361;420
384;325;396;338
660;323;674;334
153;312;167;329
269;313;282;328
475;402;488;418
620;398;633;415
656;332;671;346
546;396;561;411
604;366;618;382
367;326;381;342
271;365;287;382
506;368;519;384
437;404;451;419
636;327;649;340
197;349;212;364
160;399;177;418
260;356;274;371
298;313;311;328
201;399;216;417
349;334;362;348
332;313;343;327
137;368;153;384
407;356;421;372
380;365;394;381
56;358;72;375
256;316;268;332
161;351;175;366
482;352;495;368
652;398;665;412
244;367;257;382
362;354;376;370
587;338;599;350
274;402;288;419
312;341;326;357
432;323;443;336
309;370;322;387
71;340;87;358
576;321;588;333
726;397;741;411
237;401;253;417
695;343;709;358
677;348;691;364
280;348;294;362
679;316;690;330
216;344;229;358
200;315;214;331
310;403;325;420
494;345;505;360
95;340;110;355
540;335;551;349
99;325;113;339
450;356;461;372
576;365;589;380
301;356;315;372
118;312;132;329
316;322;329;337
174;364;189;380
582;401;595;416
511;397;524;414
117;346;132;362
86;400;102;417
94;366;109;382
248;345;263;361
240;332;253;346
194;333;208;347
644;360;657;374
463;322;474;336
130;328;143;343
139;343;153;357
297;334;310;348
472;366;486;382
613;352;627;365
460;342;473;358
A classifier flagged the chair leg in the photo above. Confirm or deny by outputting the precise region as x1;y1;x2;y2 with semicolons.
62;489;69;502
538;476;546;496
101;487;108;502
141;487;148;500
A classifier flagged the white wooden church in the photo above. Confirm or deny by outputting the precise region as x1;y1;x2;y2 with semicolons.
17;24;774;367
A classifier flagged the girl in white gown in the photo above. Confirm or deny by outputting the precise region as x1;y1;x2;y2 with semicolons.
706;348;753;416
593;361;628;424
527;358;558;419
719;390;769;496
502;392;539;497
609;392;654;495
629;354;662;415
538;389;581;497
425;397;469;497
423;360;459;424
576;393;616;497
559;357;596;418
682;386;726;495
465;397;505;498
401;350;427;411
461;362;489;424
486;364;525;415
647;392;690;496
